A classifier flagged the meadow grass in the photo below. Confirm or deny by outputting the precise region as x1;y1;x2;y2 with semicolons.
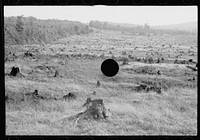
5;31;197;135
6;58;197;135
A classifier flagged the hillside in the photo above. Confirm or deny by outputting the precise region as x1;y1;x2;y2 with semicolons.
152;21;197;33
4;16;92;45
5;30;197;135
89;20;194;35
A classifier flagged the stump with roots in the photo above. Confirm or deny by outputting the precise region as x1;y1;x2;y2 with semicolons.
68;98;109;127
9;67;19;76
9;67;24;77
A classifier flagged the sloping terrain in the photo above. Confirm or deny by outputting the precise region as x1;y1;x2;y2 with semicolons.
152;21;197;32
5;30;197;135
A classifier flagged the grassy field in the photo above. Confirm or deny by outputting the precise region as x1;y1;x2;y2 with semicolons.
5;30;197;135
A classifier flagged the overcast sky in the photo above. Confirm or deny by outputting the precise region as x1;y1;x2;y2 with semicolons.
4;6;197;26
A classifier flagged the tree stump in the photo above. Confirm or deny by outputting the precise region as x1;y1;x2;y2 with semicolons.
82;104;107;120
157;58;160;63
9;67;25;78
63;92;77;100
9;67;20;76
24;51;33;57
68;98;109;126
96;80;101;87
54;70;59;77
157;70;161;75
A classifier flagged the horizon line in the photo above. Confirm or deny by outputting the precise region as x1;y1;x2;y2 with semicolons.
4;15;197;27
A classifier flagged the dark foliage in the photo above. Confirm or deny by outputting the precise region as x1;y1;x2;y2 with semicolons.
4;16;92;45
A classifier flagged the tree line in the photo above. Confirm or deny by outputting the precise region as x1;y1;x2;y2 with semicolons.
4;16;92;45
89;20;194;36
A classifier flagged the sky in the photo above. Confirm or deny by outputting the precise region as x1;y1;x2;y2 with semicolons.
4;6;197;26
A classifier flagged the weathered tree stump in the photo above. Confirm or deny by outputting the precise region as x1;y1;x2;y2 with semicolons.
157;58;160;63
63;92;77;100
68;98;109;126
24;89;47;102
24;51;33;57
157;70;161;75
96;80;101;87
54;70;59;77
9;67;25;78
9;67;20;76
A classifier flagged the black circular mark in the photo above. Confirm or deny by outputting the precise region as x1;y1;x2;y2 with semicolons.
132;0;143;4
101;59;119;77
82;0;94;4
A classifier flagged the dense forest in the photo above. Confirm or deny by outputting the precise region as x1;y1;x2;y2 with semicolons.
4;16;92;45
89;20;195;36
4;16;195;46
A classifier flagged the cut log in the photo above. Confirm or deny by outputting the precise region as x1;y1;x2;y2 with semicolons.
186;66;197;71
